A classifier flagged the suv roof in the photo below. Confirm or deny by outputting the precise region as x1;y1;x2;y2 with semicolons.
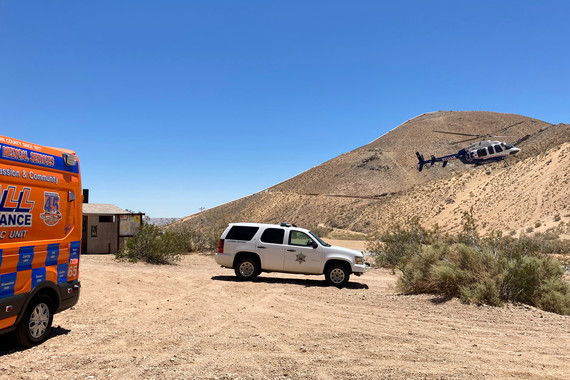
229;222;299;229
224;223;311;240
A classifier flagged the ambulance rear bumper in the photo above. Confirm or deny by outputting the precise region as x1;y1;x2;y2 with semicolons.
58;280;81;312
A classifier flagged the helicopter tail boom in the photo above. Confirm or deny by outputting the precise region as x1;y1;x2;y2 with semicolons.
416;151;462;171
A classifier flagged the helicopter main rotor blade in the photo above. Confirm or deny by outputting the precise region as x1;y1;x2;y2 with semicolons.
490;121;524;135
435;121;523;145
452;137;481;144
434;130;482;137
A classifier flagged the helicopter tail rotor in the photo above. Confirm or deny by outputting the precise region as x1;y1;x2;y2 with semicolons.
416;152;426;172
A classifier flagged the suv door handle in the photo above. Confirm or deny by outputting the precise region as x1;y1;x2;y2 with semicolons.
287;249;296;252
257;246;266;249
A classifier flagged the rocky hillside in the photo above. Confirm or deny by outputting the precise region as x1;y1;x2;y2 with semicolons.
177;111;570;236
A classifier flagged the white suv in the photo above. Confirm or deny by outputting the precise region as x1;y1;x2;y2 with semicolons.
216;223;369;287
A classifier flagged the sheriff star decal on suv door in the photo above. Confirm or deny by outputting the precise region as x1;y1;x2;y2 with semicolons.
295;252;306;264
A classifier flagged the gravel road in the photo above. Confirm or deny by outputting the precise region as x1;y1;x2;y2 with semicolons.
1;253;568;379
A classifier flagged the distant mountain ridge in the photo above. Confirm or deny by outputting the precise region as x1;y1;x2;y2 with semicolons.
149;218;180;227
177;111;570;236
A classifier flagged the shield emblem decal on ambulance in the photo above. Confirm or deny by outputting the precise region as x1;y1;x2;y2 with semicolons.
40;191;62;226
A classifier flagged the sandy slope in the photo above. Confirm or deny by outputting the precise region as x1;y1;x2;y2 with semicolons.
1;254;568;379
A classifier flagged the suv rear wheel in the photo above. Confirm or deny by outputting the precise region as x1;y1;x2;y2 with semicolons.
234;257;259;280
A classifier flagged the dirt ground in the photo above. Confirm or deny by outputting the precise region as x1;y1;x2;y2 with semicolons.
1;252;568;380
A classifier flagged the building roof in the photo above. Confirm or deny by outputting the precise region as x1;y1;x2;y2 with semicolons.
82;203;128;215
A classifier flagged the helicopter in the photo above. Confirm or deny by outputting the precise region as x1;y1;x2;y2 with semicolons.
416;125;522;172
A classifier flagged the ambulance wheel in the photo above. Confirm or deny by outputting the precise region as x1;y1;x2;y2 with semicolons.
15;294;54;347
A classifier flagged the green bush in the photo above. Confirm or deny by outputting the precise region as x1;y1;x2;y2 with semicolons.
116;218;226;264
117;222;186;264
398;244;447;294
169;224;221;253
537;279;570;315
367;212;570;315
367;217;444;268
460;278;502;307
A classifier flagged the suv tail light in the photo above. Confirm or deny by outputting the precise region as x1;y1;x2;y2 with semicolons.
218;239;224;254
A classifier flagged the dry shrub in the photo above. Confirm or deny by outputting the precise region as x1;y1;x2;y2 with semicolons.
367;217;443;268
169;224;223;253
116;222;185;264
367;212;570;315
116;218;226;264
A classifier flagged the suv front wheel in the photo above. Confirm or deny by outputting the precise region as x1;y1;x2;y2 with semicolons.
234;257;260;280
325;263;350;287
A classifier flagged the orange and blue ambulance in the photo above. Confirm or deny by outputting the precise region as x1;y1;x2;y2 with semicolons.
0;135;81;346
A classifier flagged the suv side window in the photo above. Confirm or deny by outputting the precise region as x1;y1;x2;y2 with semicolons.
289;230;314;247
260;228;285;244
226;226;259;241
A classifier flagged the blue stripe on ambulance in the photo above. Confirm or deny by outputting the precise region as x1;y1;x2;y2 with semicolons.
0;241;80;298
57;263;68;283
32;267;46;289
0;272;17;298
17;246;34;271
0;143;79;174
70;241;80;260
46;243;59;266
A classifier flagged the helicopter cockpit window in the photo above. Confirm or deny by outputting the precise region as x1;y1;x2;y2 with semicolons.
477;148;487;157
495;145;503;153
488;145;495;154
501;143;514;150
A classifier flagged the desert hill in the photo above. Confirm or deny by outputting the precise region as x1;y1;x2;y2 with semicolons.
270;111;551;196
178;111;570;236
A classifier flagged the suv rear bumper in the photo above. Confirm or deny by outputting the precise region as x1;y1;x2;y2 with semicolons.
215;253;234;268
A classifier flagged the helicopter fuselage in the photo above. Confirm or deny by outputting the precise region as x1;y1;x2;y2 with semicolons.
461;140;520;164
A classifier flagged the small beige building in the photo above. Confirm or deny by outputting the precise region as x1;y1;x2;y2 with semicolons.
82;204;144;254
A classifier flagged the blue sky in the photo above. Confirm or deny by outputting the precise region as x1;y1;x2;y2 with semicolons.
1;1;568;218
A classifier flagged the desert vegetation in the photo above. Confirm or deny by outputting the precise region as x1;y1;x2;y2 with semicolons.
367;210;570;315
116;221;185;264
116;217;224;264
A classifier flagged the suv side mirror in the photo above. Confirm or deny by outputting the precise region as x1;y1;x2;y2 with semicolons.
310;241;318;249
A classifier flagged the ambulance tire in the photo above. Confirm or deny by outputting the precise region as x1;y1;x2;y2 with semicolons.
15;294;54;347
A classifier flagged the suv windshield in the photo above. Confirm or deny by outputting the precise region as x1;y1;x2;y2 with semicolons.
309;231;330;247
